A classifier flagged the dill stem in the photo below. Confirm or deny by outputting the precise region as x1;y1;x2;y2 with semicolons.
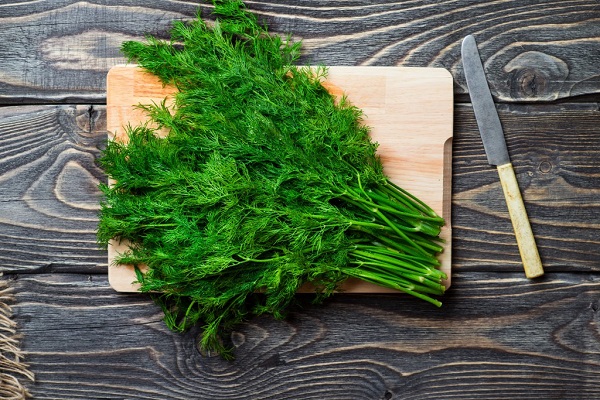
347;220;395;232
366;188;443;237
346;199;428;245
344;266;442;307
354;243;442;269
143;223;179;228
343;189;434;222
367;188;444;224
350;261;441;293
352;260;442;293
403;232;444;254
341;186;443;238
240;247;313;263
374;185;422;215
372;209;430;256
383;179;439;218
350;258;445;293
343;196;422;235
351;247;446;280
354;227;430;258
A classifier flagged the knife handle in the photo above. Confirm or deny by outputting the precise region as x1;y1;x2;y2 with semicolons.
497;163;544;278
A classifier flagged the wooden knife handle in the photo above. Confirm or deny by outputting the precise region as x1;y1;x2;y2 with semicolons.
497;163;544;278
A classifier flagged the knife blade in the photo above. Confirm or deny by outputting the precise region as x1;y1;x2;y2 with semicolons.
461;35;544;278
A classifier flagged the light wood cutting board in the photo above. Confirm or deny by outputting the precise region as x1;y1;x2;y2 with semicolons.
106;65;454;293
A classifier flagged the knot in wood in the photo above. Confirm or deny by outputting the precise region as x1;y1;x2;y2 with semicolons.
538;161;552;173
514;67;546;98
504;51;568;101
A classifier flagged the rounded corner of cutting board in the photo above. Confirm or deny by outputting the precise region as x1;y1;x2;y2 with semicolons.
432;66;454;79
107;64;132;79
108;264;139;293
107;240;141;292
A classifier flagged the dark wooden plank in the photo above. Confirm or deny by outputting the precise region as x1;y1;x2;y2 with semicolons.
452;102;600;273
6;272;600;399
0;1;198;104
0;105;107;273
2;103;599;274
0;0;599;103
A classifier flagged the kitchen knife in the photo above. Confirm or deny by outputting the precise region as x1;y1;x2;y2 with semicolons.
461;35;544;278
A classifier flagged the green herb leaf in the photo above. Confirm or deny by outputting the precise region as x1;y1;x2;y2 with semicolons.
99;0;446;359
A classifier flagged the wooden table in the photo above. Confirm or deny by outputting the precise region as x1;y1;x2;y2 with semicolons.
1;1;599;398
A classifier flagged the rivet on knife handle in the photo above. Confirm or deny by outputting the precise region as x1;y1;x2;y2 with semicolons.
461;34;544;278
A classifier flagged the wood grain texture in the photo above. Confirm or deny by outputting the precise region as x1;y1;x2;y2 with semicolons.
5;272;600;399
0;1;198;103
2;1;600;398
0;105;107;273
0;1;599;103
452;102;600;273
2;103;599;275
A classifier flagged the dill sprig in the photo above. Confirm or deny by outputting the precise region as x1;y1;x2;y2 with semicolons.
98;0;446;359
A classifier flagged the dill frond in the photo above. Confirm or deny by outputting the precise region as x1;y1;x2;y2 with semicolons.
99;0;446;358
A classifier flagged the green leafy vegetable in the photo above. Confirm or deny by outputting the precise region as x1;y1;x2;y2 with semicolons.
98;0;446;359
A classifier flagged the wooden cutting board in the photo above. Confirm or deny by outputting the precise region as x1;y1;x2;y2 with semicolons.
106;65;454;293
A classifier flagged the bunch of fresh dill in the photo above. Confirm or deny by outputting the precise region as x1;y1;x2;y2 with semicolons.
98;0;447;358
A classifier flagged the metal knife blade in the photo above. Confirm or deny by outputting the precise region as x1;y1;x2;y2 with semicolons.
461;35;510;166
